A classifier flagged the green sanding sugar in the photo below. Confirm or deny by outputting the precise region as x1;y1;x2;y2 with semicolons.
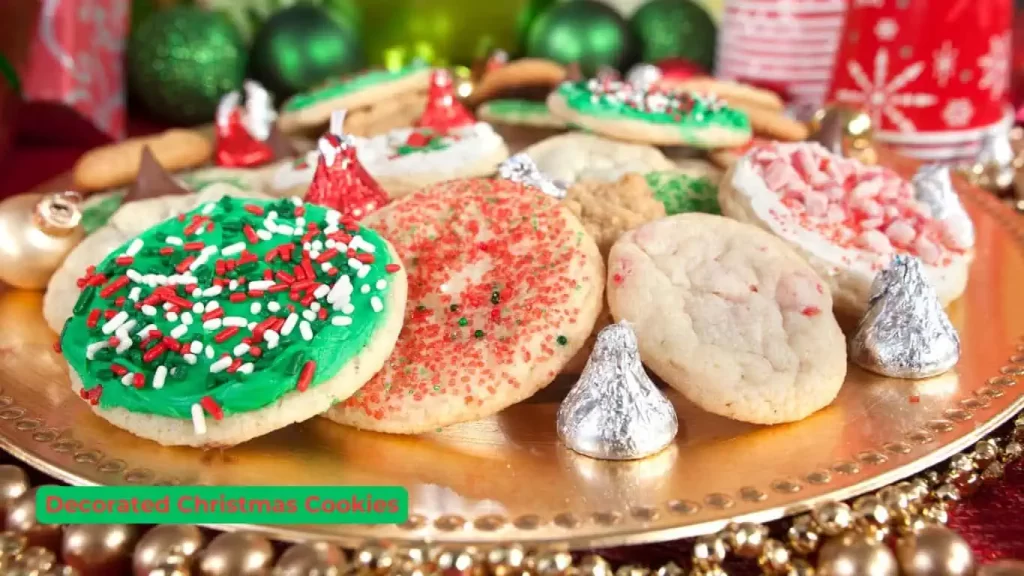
644;171;720;216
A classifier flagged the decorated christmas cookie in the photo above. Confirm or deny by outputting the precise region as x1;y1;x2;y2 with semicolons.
523;132;674;186
45;184;268;334
278;62;432;133
56;195;408;447
324;178;605;433
267;151;319;198
719;142;974;315
644;171;721;215
607;214;848;424
547;80;752;148
477;99;568;129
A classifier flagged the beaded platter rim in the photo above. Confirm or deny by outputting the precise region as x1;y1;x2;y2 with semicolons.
0;170;1022;550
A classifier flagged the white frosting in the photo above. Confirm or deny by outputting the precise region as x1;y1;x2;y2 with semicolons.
354;122;504;177
730;144;971;290
271;151;318;191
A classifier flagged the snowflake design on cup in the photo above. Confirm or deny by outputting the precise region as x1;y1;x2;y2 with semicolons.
835;48;937;132
977;32;1010;100
941;99;974;128
932;41;958;88
874;19;899;42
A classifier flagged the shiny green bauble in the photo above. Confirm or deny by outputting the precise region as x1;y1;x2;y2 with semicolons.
631;0;717;71
127;7;247;125
526;0;636;76
248;4;365;101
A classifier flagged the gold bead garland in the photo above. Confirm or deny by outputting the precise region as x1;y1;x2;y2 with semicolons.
0;417;1021;575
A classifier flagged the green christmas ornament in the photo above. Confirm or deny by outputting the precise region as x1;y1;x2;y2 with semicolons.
631;0;716;71
201;0;362;45
248;4;364;101
526;0;636;76
127;7;247;125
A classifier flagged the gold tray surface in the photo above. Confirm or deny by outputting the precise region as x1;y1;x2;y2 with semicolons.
1;152;1023;549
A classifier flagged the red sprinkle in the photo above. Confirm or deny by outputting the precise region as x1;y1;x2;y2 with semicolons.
80;386;102;405
115;255;134;266
244;204;265;216
86;309;101;328
275;271;296;284
100;276;130;298
296;361;316;392
184;215;207;236
385;263;400;273
202;308;225;321
801;306;821;317
184;241;205;251
132;373;146;389
268;284;289;294
87;274;108;287
200;396;224;420
243;225;259;244
214;327;239;343
355;252;375;264
52;339;62;354
114;297;126;307
226;358;243;373
142;343;167;363
159;246;175;256
250;347;263;357
175;256;196;273
103;310;117;320
316;248;339;263
247;290;266;298
162;337;183;353
229;293;247;303
110;364;128;377
295;205;305;217
909;395;920;403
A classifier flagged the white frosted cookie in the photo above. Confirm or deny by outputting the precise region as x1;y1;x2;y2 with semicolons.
44;184;267;334
524;132;675;186
265;151;318;198
719;142;973;316
354;122;510;197
607;214;848;424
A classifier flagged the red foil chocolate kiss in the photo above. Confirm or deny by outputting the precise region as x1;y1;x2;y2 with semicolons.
303;110;389;220
214;80;291;168
416;69;475;133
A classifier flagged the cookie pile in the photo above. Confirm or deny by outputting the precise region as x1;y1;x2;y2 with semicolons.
47;62;975;449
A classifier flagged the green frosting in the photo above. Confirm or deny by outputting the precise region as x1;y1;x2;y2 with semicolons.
645;171;720;215
394;129;452;156
62;196;398;419
283;62;428;112
484;99;552;118
557;81;750;135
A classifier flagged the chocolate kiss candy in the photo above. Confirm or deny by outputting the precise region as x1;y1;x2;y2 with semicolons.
974;130;1017;190
849;255;960;379
121;146;191;204
557;321;678;460
498;153;566;199
266;124;296;160
626;63;662;90
912;164;974;247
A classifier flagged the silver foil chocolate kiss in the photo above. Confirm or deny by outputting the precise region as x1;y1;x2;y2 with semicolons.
498;153;567;199
912;163;975;248
849;255;960;379
626;63;663;90
556;321;678;460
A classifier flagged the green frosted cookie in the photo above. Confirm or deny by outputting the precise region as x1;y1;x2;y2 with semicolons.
644;171;720;215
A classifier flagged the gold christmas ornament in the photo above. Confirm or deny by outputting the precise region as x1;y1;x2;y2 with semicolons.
787;515;820;555
0;466;30;521
808;105;877;165
16;545;58;572
0;531;28;558
691;535;727;569
61;524;138;576
816;532;898;576
0;191;85;290
147;561;193;576
5;487;62;550
813;502;854;537
895;525;976;576
758;538;791;574
725;522;768;558
963;130;1020;193
133;525;204;576
273;541;348;576
788;558;816;576
197;532;274;576
979;560;1024;576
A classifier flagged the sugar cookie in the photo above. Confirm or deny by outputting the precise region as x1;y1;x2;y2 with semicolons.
524;132;674;185
644;171;721;215
546;80;751;148
467;58;567;106
58;196;407;447
478;99;568;129
72;130;213;192
719;142;974;315
325;178;604;433
607;213;848;424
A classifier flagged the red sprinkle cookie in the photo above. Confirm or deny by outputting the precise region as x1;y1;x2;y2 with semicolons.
325;179;605;433
719;142;973;315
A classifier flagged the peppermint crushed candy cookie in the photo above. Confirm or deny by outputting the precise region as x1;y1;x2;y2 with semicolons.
719;142;974;315
546;79;751;148
57;195;407;447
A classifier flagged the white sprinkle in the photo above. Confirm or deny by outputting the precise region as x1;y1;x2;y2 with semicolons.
210;356;232;373
86;341;108;359
281;313;298;336
325;225;340;235
341;303;355;315
125;239;144;256
291;196;303;207
203;319;222;330
250;302;262;314
268;302;281;312
201;202;216;215
222;242;245;256
181;312;193;326
376;279;387;290
191;404;206;435
256;230;272;241
313;284;330;299
115;338;133;354
248;280;274;291
335;243;348;252
309;250;320;259
127;269;143;282
302;309;317;322
188;254;209;271
191;288;202;298
360;285;370;294
166;312;179;322
184;353;197;365
137;324;157;338
276;224;295;235
320;263;334;273
310;302;321;312
192;302;205;314
312;240;324;251
121;374;134;387
171;324;189;339
248;322;257;330
347;258;363;270
189;341;203;354
269;210;279;219
326;209;340;223
265;330;280;348
163;302;174;311
166;236;183;246
101;311;129;335
302;242;312;251
331;316;352;326
207;301;220;311
238;363;254;374
357;266;371;279
222;317;247;327
233;343;250;356
141;305;157;316
350;235;375;253
326;275;353;304
202;245;219;256
325;239;336;249
202;286;223;297
119;320;137;335
153;366;167;390
299;321;313;341
229;280;239;290
371;296;383;312
128;287;141;301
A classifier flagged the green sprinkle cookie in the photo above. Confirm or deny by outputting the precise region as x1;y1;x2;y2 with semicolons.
645;171;721;215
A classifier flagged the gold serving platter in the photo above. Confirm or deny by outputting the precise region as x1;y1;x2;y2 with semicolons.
0;152;1022;550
